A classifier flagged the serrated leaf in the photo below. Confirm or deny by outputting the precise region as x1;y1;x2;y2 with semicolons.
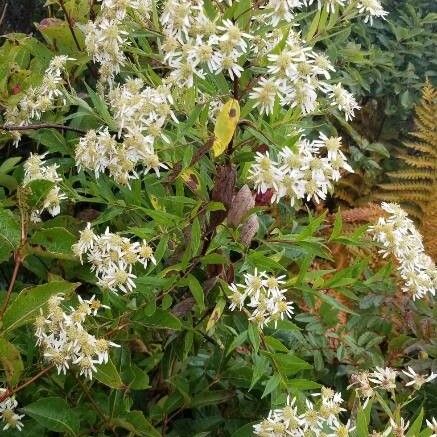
25;179;55;209
24;397;80;435
2;280;79;334
31;227;77;255
0;337;24;385
212;99;240;157
94;358;123;389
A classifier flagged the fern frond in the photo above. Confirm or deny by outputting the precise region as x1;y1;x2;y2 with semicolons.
377;182;434;192
373;191;431;202
394;154;437;170
334;189;356;206
403;140;437;157
386;170;435;180
369;82;436;224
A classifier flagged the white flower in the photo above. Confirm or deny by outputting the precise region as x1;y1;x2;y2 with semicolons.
249;78;279;115
35;292;117;380
5;56;70;139
23;153;66;221
357;0;388;25
369;366;398;391
73;224;155;294
348;371;375;401
327;419;356;436
0;388;24;431
328;83;360;120
228;270;294;329
402;366;437;390
426;417;437;437
368;203;436;300
389;417;409;437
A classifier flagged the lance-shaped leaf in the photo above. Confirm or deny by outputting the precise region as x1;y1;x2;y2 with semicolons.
2;280;79;334
212;99;240;157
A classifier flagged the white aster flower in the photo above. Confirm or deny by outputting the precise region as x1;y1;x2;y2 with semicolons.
357;0;388;25
402;366;437;390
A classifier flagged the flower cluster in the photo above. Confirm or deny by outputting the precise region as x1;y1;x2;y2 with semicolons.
250;32;359;118
83;0;152;81
268;0;387;25
160;0;253;86
349;366;437;403
5;56;71;145
228;269;294;328
253;388;353;436
35;294;118;379
23;153;66;222
250;133;352;206
75;79;174;186
255;367;437;436
72;223;155;293
0;389;24;432
368;202;437;300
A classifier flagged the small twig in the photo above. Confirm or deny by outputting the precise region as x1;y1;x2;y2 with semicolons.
73;375;110;425
165;137;214;184
0;255;21;319
0;2;8;28
0;365;54;403
0;190;28;320
59;0;82;51
1;123;86;134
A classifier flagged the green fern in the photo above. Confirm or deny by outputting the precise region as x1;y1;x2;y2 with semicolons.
373;82;437;222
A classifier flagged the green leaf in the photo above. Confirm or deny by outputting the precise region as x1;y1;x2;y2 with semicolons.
23;397;80;435
94;358;124;389
227;330;247;356
186;273;205;312
261;373;281;399
191;390;234;408
0;337;24;385
0;157;22;174
286;379;321;390
125;364;150;390
25;179;55;209
406;408;424;437
190;217;201;257
2;280;79;334
264;336;288;352
231;422;258;437
31;227;77;255
0;209;20;263
248;323;260;353
114;411;161;437
273;353;312;376
356;401;372;437
142;309;182;330
250;355;269;390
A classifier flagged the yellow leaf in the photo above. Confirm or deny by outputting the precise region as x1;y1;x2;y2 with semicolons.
206;298;226;333
212;99;240;157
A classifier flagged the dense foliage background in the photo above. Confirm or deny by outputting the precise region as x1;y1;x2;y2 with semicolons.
0;0;435;436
